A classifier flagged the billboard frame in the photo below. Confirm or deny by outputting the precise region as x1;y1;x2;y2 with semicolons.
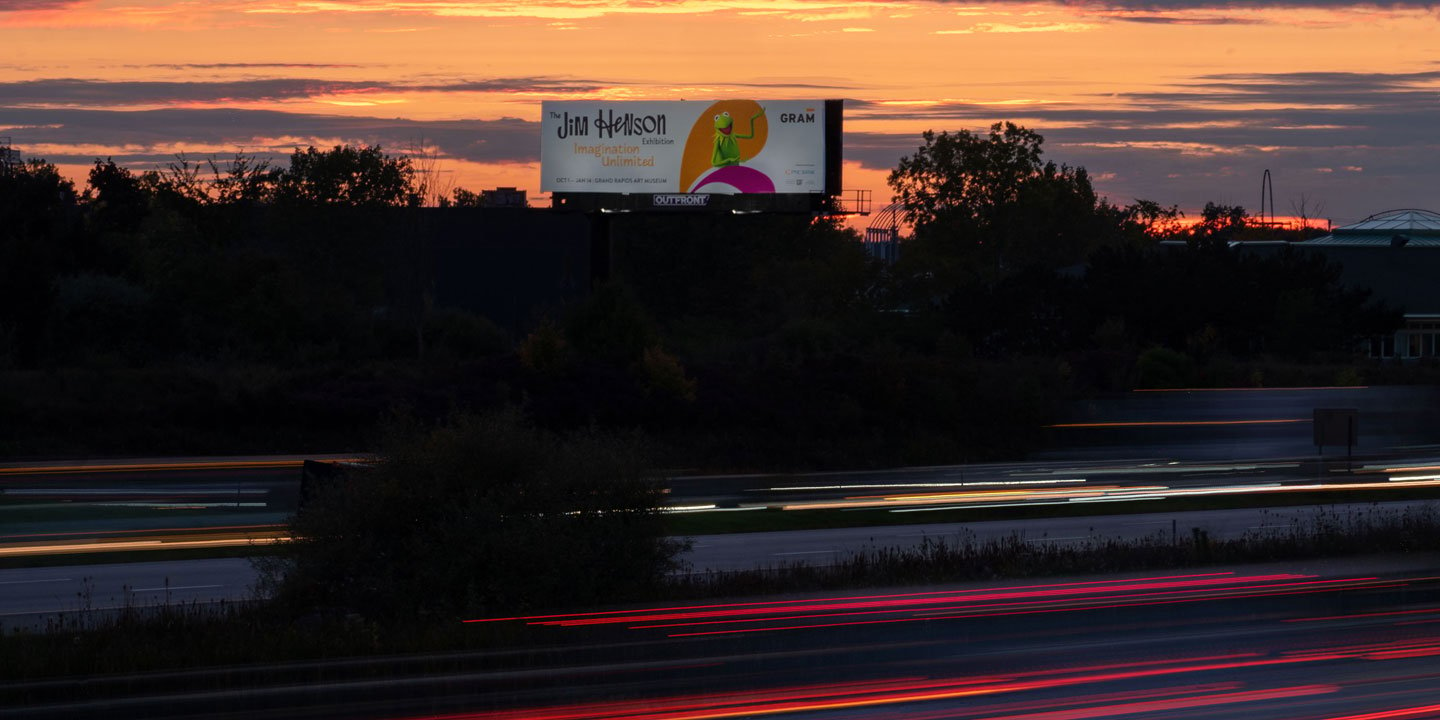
550;99;844;216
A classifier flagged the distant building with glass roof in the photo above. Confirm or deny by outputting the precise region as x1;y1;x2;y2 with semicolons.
1301;209;1440;248
1292;209;1440;358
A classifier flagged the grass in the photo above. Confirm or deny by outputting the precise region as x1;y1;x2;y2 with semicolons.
668;503;1440;598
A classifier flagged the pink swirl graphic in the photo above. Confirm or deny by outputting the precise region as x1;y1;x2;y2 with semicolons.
689;165;775;194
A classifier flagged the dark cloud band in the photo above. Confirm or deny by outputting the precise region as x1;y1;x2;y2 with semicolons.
0;108;540;164
0;77;605;107
0;0;78;10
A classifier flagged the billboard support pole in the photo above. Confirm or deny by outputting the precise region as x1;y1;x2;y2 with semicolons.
589;212;612;286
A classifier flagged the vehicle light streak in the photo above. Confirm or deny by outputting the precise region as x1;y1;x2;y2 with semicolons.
1357;463;1440;474
672;457;1435;515
934;685;1338;720
1068;494;1170;503
1316;703;1440;720
463;573;1237;624
439;600;1440;720
3;488;268;496
1283;637;1440;661
1047;418;1309;428
861;485;1158;501
915;581;1409;625
1286;607;1440;623
761;479;1088;491
666;579;1401;637
635;577;1388;633
0;534;287;556
1073;463;1295;475
702;576;1338;627
1132;386;1367;392
531;574;1317;627
881;683;1248;720
0;457;372;476
885;477;1440;512
470;573;1409;636
781;486;1165;511
890;500;1076;512
0;523;285;540
756;472;1440;513
95;502;270;508
462;677;966;720
430;671;1337;720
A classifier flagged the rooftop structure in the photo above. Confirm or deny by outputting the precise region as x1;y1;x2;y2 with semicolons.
0;137;18;170
1290;208;1440;359
481;187;527;208
1301;208;1440;247
862;202;905;264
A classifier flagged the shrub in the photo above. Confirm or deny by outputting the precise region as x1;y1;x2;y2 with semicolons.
264;411;685;621
1134;346;1195;389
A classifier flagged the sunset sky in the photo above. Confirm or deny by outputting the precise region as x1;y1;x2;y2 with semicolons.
2;0;1437;225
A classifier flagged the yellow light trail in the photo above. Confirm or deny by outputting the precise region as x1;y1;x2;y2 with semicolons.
0;534;289;557
782;485;1171;511
0;457;372;476
885;477;1440;513
1358;464;1440;475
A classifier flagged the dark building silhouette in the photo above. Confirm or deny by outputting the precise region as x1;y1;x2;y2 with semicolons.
1292;209;1440;359
423;208;589;335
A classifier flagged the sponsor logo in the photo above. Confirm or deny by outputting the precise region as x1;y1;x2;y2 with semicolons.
653;194;709;207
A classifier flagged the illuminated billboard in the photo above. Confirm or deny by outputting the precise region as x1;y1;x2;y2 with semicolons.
541;100;832;196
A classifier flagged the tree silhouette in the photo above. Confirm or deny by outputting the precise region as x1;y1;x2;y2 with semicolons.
445;187;485;208
0;158;79;367
86;158;152;233
889;122;1046;232
274;145;421;207
1188;201;1249;248
888;122;1132;282
205;152;280;206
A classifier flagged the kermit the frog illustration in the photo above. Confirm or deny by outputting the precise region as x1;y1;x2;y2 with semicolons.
710;107;765;167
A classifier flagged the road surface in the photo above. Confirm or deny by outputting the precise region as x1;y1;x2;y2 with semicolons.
7;556;1440;719
5;500;1438;629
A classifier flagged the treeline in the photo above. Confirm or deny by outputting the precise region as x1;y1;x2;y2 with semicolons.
0;131;1401;464
2;148;460;370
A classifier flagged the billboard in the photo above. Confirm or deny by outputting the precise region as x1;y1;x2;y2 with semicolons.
541;100;829;195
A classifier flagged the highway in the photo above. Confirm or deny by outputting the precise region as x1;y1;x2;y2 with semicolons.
0;454;348;560
8;450;1440;562
0;557;258;629
8;443;1440;570
4;386;1440;716
4;386;1439;561
5;499;1438;629
8;557;1440;718
1040;384;1440;461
